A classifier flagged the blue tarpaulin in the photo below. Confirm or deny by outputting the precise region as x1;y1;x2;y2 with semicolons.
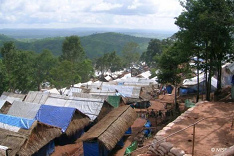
166;85;173;94
0;114;35;129
143;121;152;137
125;127;132;135
35;105;76;132
33;141;55;156
83;141;109;156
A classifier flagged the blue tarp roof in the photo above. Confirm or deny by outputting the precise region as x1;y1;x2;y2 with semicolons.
0;114;35;130
35;105;76;132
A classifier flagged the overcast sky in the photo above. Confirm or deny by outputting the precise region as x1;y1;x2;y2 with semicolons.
0;0;183;32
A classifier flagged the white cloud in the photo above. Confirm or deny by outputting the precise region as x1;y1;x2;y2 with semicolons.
127;0;141;10
0;0;183;31
90;2;122;11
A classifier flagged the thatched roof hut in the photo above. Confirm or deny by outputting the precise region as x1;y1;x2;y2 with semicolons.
0;114;62;156
35;104;90;136
79;105;137;152
7;101;90;137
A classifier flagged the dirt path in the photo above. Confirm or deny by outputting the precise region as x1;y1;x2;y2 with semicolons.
165;102;234;156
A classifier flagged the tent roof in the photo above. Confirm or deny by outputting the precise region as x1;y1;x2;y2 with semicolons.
89;84;141;98
35;105;76;132
24;91;49;104
107;96;121;108
183;74;217;88
0;114;36;132
7;101;41;119
0;99;7;109
0;92;26;103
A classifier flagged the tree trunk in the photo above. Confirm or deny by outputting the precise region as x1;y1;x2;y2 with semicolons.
205;46;209;100
217;59;222;91
196;51;200;103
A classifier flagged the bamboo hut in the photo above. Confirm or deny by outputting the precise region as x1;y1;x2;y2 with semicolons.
0;114;62;156
78;105;137;156
35;104;90;145
6;101;90;145
24;92;114;122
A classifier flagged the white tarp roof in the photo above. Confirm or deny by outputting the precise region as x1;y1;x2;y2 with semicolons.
44;88;60;94
183;74;217;88
89;84;141;98
115;77;156;86
0;92;25;103
66;97;104;121
227;62;234;74
72;92;108;100
0;99;7;109
138;71;151;78
44;94;105;121
7;101;41;119
24;91;49;104
66;87;83;96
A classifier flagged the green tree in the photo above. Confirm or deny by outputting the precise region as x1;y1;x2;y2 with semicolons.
33;49;58;91
12;50;36;93
76;59;94;82
1;42;37;92
175;0;234;100
141;39;162;66
61;36;85;63
0;59;9;94
95;51;123;75
121;42;140;67
156;42;191;107
50;60;81;89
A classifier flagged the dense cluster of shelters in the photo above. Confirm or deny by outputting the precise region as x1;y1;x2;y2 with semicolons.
0;70;158;156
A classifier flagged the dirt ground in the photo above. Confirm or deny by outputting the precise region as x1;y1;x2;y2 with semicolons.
51;142;83;156
165;101;234;156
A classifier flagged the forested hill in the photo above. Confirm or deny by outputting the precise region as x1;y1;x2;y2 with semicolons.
0;32;151;59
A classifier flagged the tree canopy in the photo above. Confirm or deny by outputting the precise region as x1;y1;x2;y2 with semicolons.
61;35;85;63
175;0;234;100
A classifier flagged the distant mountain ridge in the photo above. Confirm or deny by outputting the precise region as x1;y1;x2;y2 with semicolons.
0;32;152;59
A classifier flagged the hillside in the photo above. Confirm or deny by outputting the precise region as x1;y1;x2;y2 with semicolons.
0;33;151;59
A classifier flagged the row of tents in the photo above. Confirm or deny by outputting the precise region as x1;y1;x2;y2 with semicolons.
179;62;234;95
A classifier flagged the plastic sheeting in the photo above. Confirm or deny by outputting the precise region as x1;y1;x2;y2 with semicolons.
0;114;35;130
66;98;104;121
35;105;75;132
83;141;109;156
90;85;141;98
7;101;41;119
107;96;120;108
124;141;138;155
183;74;217;88
185;99;195;108
83;141;99;156
0;99;6;109
24;91;49;104
143;121;152;137
0;92;25;103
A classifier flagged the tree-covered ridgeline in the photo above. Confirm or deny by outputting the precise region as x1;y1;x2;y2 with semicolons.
0;36;94;94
